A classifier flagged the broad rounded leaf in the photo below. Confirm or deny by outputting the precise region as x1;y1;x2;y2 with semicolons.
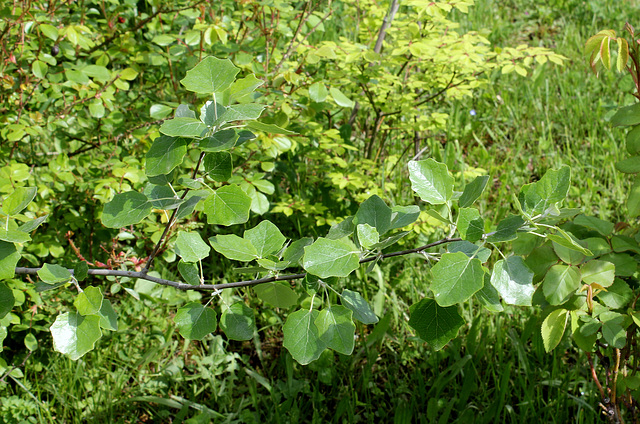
159;117;208;138
204;184;251;226
490;257;535;306
354;195;392;236
431;252;484;307
0;241;20;280
0;228;31;243
244;220;286;258
316;306;355;355
611;102;640;127
476;274;504;312
542;264;581;305
309;82;328;102
600;311;627;349
37;263;72;284
97;299;118;331
457;208;483;242
580;260;615;287
459;175;489;208
74;286;103;316
408;159;453;205
340;289;378;324
356;224;379;249
174;302;217;340
203;152;232;182
209;234;258;262
175;231;210;263
2;186;37;216
409;298;464;351
180;56;239;94
145;136;188;177
102;191;152;228
303;237;359;278
199;129;238;152
329;87;355;108
254;282;298;308
220;302;255;341
0;282;15;319
283;309;327;365
51;312;102;360
178;260;201;285
541;308;568;352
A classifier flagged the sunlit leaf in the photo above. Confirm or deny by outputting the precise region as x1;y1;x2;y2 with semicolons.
283;309;326;365
541;308;568;352
50;312;102;360
101;191;152;228
174;302;217;340
180;56;239;93
431;252;484;306
303;237;359;278
408;159;454;205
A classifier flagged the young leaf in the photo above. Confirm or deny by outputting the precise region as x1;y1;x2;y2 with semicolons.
303;237;359;278
354;195;392;236
408;298;464;351
174;303;217;340
145;136;189;177
220;302;255;341
541;309;568;352
209;234;258;262
180;56;239;93
203;152;232;182
50;312;102;360
458;175;489;208
431;252;484;306
74;286;103;316
616;37;629;73
0;282;15;319
309;82;328;102
204;184;251;226
254;282;298;308
37;263;72;284
0;241;20;280
340;289;378;324
2;187;37;216
356;224;380;249
490;257;535;306
244;220;286;258
315;306;355;355
542;265;581;305
159;118;208;138
175;231;210;263
283;309;327;365
101;191;152;228
408;159;454;205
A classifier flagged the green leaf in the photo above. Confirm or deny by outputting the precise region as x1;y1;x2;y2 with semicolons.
459;175;489;208
326;217;354;240
180;56;239;94
354;195;392;236
329;87;355;108
283;309;326;365
220;302;255;341
244;220;286;258
145;136;189;177
316;306;355;355
18;215;48;233
0;228;30;243
490;257;535;306
282;238;314;266
2;187;37;216
570;312;598;352
50;312;102;360
597;278;633;309
431;252;484;306
573;214;614;236
580;260;615;287
199;101;226;126
547;229;592;256
0;282;15;319
457;208;484;242
101;191;152;228
600;311;627;349
73;261;89;282
74;286;103;316
486;215;524;243
626;125;640;155
159;118;208;138
541;309;568;352
175;231;210;263
542;265;581;305
175;190;208;220
611;103;640;127
356;224;379;249
408;298;464;351
476;273;504;312
519;166;571;216
214;104;265;125
203;152;232;182
209;234;258;262
245;121;296;135
616;155;640;173
340;289;378;324
389;205;420;230
174;302;217;340
303;237;359;278
617;37;630;72
0;241;20;280
204;184;251;226
309;82;328;102
150;104;173;119
143;184;184;210
24;333;38;352
254;282;298;308
408;159;454;205
448;240;491;263
39;23;59;41
178;260;201;285
198;129;238;152
224;74;264;104
97;299;118;331
32;60;48;79
552;238;586;265
37;263;72;284
629;176;640;217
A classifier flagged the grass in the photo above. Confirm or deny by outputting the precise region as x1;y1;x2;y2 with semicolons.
1;0;637;422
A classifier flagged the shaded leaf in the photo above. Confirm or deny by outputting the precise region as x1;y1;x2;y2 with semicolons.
316;306;355;355
145;136;188;177
283;309;326;365
0;241;20;280
459;175;489;208
204;184;251;226
174;302;217;340
340;289;378;324
254;282;298;308
409;298;464;351
220;302;255;341
0;282;15;319
354;195;392;236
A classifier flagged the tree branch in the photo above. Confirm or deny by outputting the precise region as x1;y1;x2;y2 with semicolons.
14;237;462;292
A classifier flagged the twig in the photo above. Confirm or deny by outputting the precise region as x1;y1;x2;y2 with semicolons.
373;0;399;54
15;237;462;292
